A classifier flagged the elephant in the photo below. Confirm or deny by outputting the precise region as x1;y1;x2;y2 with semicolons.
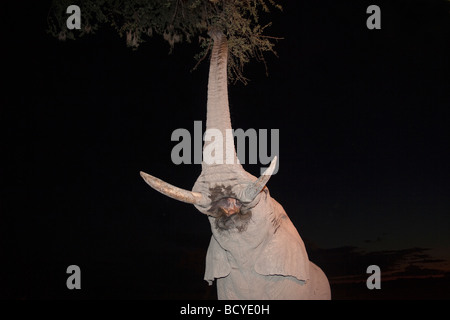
140;30;331;300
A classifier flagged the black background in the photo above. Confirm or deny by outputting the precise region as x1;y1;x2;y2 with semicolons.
1;0;450;299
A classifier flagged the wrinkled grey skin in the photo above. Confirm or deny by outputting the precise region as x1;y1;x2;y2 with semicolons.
141;31;331;300
203;186;331;299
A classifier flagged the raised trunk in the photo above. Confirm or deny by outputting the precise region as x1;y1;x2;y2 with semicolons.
203;31;239;169
140;31;276;208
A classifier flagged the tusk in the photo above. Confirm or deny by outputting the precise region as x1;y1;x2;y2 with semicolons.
241;156;278;202
140;171;209;207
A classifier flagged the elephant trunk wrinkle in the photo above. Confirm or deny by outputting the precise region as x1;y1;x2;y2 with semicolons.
203;30;240;169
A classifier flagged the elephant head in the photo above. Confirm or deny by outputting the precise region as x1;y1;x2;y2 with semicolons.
140;31;330;299
140;30;278;231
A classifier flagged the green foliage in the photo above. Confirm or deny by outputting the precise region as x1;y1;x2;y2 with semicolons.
47;0;282;83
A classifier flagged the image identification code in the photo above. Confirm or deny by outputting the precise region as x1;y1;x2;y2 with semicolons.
180;304;270;317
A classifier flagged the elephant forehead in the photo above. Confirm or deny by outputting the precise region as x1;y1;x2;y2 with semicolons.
192;165;256;193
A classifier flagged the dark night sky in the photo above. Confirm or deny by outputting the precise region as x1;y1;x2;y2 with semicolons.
1;0;450;299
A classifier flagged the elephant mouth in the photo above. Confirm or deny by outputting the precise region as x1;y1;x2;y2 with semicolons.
220;198;242;216
206;185;252;232
214;205;252;232
207;185;241;216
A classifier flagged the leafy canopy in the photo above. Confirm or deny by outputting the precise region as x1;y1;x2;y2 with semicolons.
48;0;283;83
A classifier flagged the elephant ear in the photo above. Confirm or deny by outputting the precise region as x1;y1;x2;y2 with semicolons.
254;200;310;282
204;235;231;285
